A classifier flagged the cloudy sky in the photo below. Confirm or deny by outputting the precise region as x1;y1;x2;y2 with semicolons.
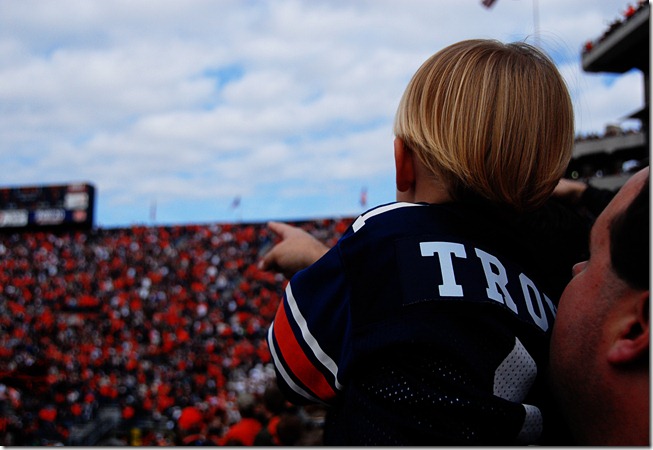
0;0;645;228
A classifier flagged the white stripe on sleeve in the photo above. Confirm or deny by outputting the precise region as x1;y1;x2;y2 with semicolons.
285;283;344;390
267;324;322;403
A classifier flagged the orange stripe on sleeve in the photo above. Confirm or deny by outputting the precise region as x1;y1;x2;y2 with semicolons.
273;302;337;401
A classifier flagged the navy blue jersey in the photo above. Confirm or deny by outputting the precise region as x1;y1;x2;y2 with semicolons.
267;201;580;445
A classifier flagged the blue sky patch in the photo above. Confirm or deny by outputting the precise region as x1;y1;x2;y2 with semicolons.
203;64;245;90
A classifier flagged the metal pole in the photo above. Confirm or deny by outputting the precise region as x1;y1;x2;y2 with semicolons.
533;0;540;48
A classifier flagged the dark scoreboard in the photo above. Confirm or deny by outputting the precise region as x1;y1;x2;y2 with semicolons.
0;183;95;231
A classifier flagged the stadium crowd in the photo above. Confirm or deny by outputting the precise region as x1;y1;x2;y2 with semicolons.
582;0;648;53
574;125;643;143
0;217;351;445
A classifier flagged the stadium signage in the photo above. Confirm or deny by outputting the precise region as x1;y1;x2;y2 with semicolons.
0;183;95;231
0;210;29;227
34;208;66;225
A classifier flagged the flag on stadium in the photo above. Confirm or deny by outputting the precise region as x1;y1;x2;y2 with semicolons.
150;200;157;222
231;196;241;209
360;187;367;208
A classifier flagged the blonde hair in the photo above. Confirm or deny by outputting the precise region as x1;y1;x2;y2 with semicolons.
394;39;574;211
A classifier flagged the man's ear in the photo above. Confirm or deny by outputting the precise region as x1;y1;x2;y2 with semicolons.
607;291;649;365
394;137;415;193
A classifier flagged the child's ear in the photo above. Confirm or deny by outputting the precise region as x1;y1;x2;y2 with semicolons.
394;137;415;193
607;291;649;365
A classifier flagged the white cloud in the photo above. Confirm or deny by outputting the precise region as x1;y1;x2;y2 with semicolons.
0;0;644;226
575;70;645;133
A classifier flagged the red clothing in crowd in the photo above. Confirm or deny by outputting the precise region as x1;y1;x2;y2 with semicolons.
0;218;353;445
221;417;263;446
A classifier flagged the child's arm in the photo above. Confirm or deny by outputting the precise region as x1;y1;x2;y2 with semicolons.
267;243;351;406
259;221;329;279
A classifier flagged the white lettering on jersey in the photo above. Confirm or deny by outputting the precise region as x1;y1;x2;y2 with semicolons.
475;248;518;314
542;293;557;316
419;240;554;332
420;242;467;297
519;273;550;332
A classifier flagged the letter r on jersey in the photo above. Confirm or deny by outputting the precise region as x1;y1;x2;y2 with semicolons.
420;242;466;297
475;248;519;314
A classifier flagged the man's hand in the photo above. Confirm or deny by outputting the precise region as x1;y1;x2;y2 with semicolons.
552;178;588;205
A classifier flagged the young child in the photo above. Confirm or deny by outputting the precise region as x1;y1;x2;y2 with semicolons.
261;39;581;445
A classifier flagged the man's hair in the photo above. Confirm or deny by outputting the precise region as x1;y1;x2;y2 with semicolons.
393;39;574;211
610;172;650;290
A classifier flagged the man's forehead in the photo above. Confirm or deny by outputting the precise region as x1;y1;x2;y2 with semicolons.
591;168;648;250
605;169;647;216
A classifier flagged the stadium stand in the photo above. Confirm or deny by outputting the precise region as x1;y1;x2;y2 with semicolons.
0;218;351;445
569;0;649;190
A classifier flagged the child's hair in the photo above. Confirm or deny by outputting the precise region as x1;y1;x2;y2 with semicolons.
393;39;574;211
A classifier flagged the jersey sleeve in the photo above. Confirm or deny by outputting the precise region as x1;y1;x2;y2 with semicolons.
267;242;352;405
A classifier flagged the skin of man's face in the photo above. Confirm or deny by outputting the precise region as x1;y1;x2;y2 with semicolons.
549;167;649;429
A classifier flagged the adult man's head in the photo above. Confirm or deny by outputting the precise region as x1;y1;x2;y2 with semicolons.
549;166;650;445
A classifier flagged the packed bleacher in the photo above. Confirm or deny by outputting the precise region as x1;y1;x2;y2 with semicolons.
0;217;352;445
581;0;648;53
574;125;643;143
569;125;648;182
